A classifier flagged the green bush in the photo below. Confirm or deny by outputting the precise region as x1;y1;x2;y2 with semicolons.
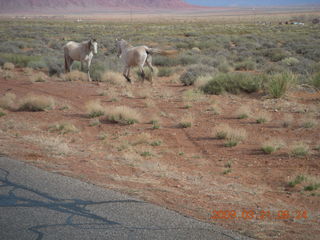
262;48;289;62
180;64;215;86
27;60;47;70
153;55;179;67
311;72;320;89
267;72;296;98
234;60;256;71
201;73;263;95
0;54;41;67
158;67;173;77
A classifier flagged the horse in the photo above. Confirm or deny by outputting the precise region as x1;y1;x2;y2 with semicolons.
64;39;98;81
116;39;159;83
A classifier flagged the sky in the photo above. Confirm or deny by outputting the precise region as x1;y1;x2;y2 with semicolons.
185;0;320;6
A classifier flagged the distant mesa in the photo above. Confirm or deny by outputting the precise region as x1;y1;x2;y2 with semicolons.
0;0;204;13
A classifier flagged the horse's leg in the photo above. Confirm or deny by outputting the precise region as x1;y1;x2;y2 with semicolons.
87;58;92;82
139;65;146;83
80;61;84;72
146;55;154;73
123;66;131;83
69;59;74;71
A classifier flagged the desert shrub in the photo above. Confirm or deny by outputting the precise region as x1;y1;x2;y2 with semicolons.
180;64;215;86
262;48;289;62
300;117;317;128
153;55;179;67
288;175;306;187
18;94;55;111
310;72;320;89
104;106;141;125
136;67;157;83
0;54;41;67
281;57;299;66
63;71;88;81
234;59;256;71
0;92;16;110
44;57;63;76
3;62;15;70
0;108;5;117
178;53;198;66
90;64;105;82
267;72;296;98
27;60;47;70
49;122;78;135
217;62;233;73
201;72;263;95
263;63;287;74
85;100;105;118
158;67;173;77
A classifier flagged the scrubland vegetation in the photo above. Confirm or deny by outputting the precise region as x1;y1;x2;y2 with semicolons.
1;15;320;240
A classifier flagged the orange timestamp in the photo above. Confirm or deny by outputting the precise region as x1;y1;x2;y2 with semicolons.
210;210;308;220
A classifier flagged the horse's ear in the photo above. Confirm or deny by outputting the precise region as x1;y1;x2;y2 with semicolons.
92;38;97;42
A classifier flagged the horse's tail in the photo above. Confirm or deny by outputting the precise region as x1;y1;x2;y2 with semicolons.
145;47;178;56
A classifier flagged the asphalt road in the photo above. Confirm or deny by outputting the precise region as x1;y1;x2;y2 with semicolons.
0;156;252;240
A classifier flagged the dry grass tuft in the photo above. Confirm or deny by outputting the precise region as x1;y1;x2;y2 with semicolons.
178;113;194;128
0;92;16;110
194;75;211;89
85;99;105;118
281;113;294;128
300;117;317;129
224;128;247;147
48;122;78;135
17;94;55;111
30;72;48;82
234;105;252;119
3;62;15;70
104;106;142;125
63;71;88;81
212;123;232;139
182;89;205;102
255;110;272;124
101;71;126;85
261;139;286;154
290;142;310;157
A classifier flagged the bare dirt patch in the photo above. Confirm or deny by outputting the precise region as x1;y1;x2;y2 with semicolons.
1;69;319;239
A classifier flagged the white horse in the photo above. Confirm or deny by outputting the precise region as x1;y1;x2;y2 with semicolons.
64;39;98;81
116;39;159;83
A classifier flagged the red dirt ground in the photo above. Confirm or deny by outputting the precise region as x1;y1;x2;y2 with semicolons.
0;68;319;240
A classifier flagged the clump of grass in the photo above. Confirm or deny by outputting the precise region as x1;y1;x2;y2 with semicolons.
2;71;14;80
234;105;251;119
85;100;105;118
267;72;296;98
288;175;306;187
18;94;55;111
48;122;78;135
150;140;162;146
310;72;320;89
291;143;310;157
213;123;232;139
178;114;194;128
194;75;212;89
63;71;88;81
300;117;317;129
104;106;141;125
180;64;215;86
3;62;14;70
158;67;173;77
0;92;16;110
0;108;6;117
89;118;101;127
261;139;285;154
182;89;205;102
101;71;125;85
255;111;272;124
206;103;221;115
131;132;152;146
224;128;247;147
281;113;294;128
136;67;157;83
304;183;320;191
30;72;48;82
150;119;160;129
141;151;153;157
97;132;108;140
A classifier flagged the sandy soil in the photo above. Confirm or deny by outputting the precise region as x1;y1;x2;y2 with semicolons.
0;68;319;240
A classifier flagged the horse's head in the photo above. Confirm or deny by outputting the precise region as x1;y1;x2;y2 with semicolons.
116;39;127;58
90;39;98;55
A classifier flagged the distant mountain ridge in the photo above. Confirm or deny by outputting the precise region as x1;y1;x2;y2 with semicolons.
0;0;199;13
